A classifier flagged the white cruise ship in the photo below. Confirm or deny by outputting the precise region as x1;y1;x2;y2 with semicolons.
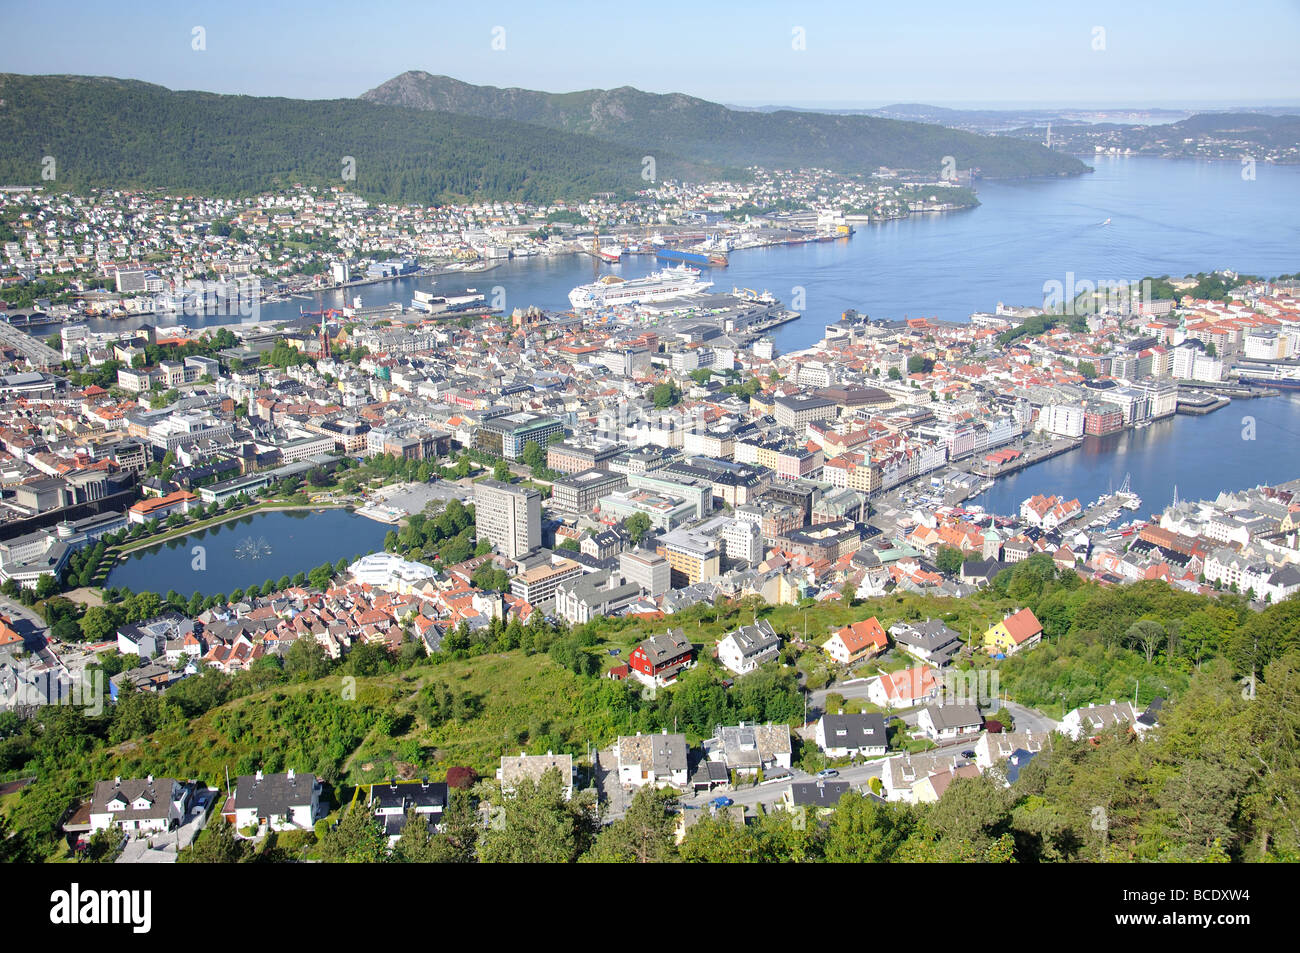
568;265;712;310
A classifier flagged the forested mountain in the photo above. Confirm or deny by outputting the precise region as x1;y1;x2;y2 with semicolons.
0;74;710;203
360;72;1088;179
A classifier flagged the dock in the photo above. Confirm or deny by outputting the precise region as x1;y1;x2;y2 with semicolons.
970;437;1082;479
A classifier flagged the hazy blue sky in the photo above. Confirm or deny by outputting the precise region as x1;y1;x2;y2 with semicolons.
3;0;1298;107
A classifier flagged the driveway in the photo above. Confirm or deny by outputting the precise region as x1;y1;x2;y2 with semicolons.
1000;700;1057;734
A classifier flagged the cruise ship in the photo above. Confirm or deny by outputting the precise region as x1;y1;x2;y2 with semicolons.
568;265;713;310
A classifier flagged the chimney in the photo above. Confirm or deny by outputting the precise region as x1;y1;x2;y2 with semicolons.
287;768;295;783
255;769;263;782
146;774;153;786
114;776;121;786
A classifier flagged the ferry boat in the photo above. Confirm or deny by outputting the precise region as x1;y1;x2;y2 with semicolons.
568;265;713;310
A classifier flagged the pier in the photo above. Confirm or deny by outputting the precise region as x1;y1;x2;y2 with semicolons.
971;437;1082;479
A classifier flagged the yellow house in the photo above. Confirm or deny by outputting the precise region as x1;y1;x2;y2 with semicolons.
984;608;1044;656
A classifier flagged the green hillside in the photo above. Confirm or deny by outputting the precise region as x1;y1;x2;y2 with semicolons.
0;73;711;203
361;72;1089;179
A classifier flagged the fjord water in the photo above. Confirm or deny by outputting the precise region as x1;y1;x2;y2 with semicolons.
186;156;1300;347
113;156;1300;516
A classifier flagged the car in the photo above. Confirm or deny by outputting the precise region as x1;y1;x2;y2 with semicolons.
816;769;839;779
607;648;621;656
961;750;976;759
709;796;734;808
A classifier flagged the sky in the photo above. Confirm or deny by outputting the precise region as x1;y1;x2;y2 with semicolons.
2;0;1298;108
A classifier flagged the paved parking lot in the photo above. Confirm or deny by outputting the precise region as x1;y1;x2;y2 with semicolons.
369;480;470;516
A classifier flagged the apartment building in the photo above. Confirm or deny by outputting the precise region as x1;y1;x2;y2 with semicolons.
474;479;541;558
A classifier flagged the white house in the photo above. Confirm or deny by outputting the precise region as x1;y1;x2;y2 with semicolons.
867;665;939;709
224;769;321;832
814;712;888;758
616;731;689;789
716;619;780;675
1058;701;1139;740
90;776;189;834
916;703;983;741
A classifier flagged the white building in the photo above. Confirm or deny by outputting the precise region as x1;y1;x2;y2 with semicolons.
225;769;321;832
716;619;781;675
1036;404;1085;438
90;776;189;834
348;552;437;592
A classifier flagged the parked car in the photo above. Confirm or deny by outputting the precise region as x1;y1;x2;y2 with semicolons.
960;750;976;759
607;648;621;656
709;796;734;808
817;769;839;779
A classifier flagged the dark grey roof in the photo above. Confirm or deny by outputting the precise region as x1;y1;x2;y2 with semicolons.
367;780;447;812
231;770;318;815
92;777;181;821
923;703;983;731
820;712;886;749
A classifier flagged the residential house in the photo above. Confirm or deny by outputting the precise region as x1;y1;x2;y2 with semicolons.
984;607;1043;656
497;751;576;800
815;711;888;757
867;665;939;709
90;775;189;834
366;778;447;840
1058;700;1140;741
889;618;963;666
616;731;690;789
706;722;793;776
912;763;981;803
916;703;983;741
783;779;852;814
716;619;781;675
821;616;888;666
224;769;321;832
628;629;696;688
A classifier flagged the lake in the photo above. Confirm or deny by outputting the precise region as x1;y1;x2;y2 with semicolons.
104;508;389;597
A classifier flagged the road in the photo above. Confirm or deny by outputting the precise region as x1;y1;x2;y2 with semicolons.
0;597;55;666
677;760;887;815
1001;700;1058;734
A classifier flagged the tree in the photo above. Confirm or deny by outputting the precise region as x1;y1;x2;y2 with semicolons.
824;792;914;862
650;382;681;408
318;806;388;863
586;785;678;863
79;605;116;642
34;573;59;600
935;546;964;575
520;440;546;471
285;637;332;682
492;459;511;482
1125;619;1165;664
183;817;249;863
887;367;902;381
624;512;652;545
478;771;597;863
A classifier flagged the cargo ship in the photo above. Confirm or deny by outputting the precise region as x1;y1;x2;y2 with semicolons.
569;265;713;310
655;248;724;267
